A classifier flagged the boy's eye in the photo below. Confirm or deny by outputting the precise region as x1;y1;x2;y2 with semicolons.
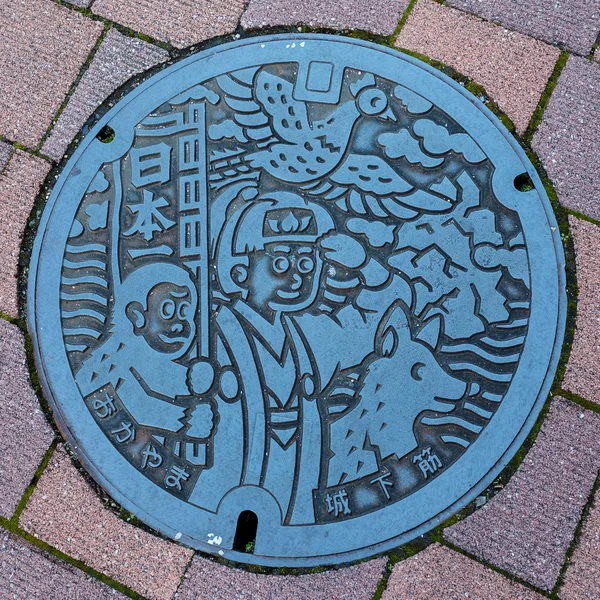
160;299;176;319
297;256;315;274
272;255;290;274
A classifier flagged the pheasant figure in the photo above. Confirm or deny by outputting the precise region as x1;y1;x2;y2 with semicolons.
209;66;454;219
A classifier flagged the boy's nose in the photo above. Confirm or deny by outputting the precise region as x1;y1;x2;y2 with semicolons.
290;273;303;290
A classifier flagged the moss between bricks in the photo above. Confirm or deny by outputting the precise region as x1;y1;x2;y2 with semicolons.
4;4;589;596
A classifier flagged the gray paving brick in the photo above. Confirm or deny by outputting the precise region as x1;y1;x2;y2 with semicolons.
445;397;600;591
382;543;545;600
92;0;246;49
563;217;600;405
446;0;600;55
0;319;53;518
0;525;125;600
0;151;50;317
176;553;387;600
241;0;410;37
20;447;193;600
0;0;103;147
532;56;600;220
395;0;560;133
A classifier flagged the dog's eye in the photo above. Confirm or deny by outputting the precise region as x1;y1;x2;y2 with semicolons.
411;362;425;381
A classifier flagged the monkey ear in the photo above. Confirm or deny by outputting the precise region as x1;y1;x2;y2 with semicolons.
126;301;146;334
416;315;442;351
231;264;249;286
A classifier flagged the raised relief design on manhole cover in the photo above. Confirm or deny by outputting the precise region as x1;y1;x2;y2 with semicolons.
29;35;565;566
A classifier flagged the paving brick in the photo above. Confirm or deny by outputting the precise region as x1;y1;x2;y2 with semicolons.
560;486;600;600
532;56;600;219
241;0;409;37
42;29;169;161
395;0;560;133
0;0;103;147
563;217;600;405
382;543;545;600
445;0;600;55
0;525;125;600
0;151;50;318
0;141;13;170
92;0;245;49
0;320;53;519
175;554;386;600
445;397;600;591
20;446;192;600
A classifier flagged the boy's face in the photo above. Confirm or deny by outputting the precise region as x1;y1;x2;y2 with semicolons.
245;242;323;317
139;282;196;354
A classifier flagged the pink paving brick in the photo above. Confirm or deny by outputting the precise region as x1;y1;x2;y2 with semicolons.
445;0;600;56
395;0;560;133
92;0;246;49
563;217;600;405
0;0;103;148
532;56;600;220
19;446;192;600
241;0;410;37
175;554;387;600
0;151;50;318
382;543;545;600
0;319;53;519
42;29;168;161
0;525;126;600
445;397;600;591
560;487;600;600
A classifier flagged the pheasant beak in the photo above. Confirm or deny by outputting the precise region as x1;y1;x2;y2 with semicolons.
379;107;397;122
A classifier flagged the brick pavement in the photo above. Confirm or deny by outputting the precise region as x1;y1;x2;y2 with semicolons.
92;0;247;49
532;56;600;220
0;526;126;600
0;319;53;518
563;217;600;405
445;398;600;591
395;0;560;133
445;0;600;55
0;0;103;147
0;151;50;317
20;447;192;600
42;28;169;161
0;0;599;598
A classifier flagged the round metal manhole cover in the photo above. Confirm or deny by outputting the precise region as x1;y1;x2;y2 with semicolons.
29;34;566;566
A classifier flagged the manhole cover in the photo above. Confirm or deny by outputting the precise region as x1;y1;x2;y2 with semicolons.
29;34;566;566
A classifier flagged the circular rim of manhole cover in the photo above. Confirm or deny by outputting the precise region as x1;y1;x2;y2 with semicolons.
29;34;566;567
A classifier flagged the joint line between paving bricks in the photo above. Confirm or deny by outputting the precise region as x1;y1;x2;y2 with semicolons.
10;441;57;525
524;50;570;145
36;23;111;153
0;513;150;600
441;539;553;598
553;469;600;596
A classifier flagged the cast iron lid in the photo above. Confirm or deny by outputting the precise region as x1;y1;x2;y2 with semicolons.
29;34;566;567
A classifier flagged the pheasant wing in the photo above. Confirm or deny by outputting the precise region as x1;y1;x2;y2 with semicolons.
303;154;455;220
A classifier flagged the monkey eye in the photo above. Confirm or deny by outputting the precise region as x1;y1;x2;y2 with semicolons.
160;299;176;319
411;362;425;381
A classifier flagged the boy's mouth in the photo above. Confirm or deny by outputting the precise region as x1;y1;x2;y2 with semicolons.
277;289;301;300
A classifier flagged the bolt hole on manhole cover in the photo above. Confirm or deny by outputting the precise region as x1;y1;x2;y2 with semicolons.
29;34;566;567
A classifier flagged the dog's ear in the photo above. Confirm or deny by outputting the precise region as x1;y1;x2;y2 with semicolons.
415;315;442;351
375;303;411;357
